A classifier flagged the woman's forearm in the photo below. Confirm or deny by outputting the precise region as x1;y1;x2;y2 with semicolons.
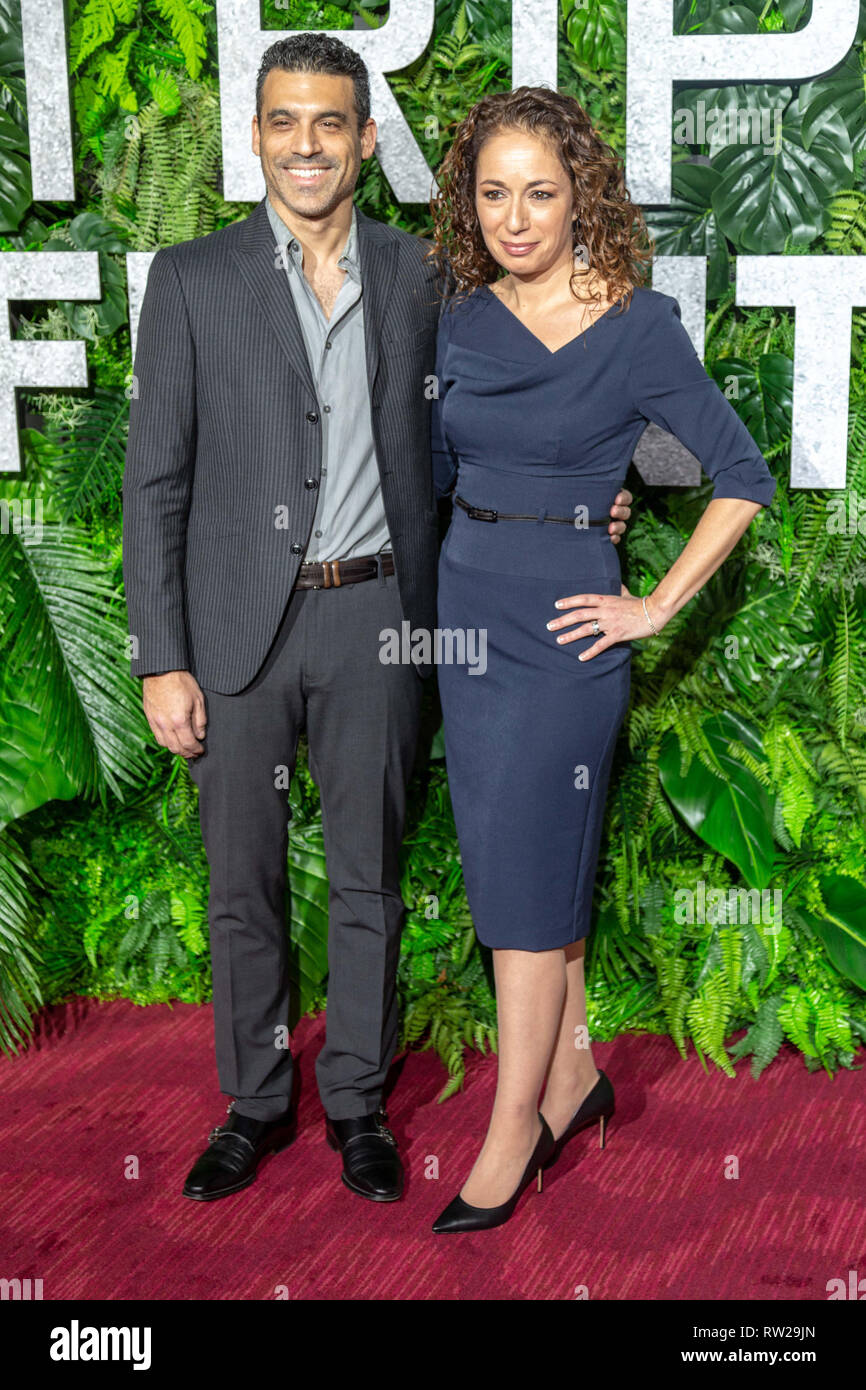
645;497;766;629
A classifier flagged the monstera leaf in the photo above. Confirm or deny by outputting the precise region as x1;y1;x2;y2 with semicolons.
564;0;625;69
777;0;810;26
702;567;816;699
0;107;30;232
644;162;731;301
673;83;791;162
658;711;776;888
799;874;866;990
708;351;793;455
799;49;866;157
675;0;762;33
286;818;330;1021
712;100;853;252
41;212;129;339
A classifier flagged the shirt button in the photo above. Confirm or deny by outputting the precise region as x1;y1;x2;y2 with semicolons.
306;411;318;423
323;404;331;413
290;240;298;252
304;478;318;490
314;530;322;538
325;340;332;349
290;542;303;555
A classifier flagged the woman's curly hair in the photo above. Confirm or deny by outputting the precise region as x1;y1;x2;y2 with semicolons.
427;86;654;318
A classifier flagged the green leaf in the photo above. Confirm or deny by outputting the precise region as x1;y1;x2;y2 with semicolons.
712;101;852;252
644;162;731;301
41;212;130;339
658;712;776;887
675;0;762;34
25;387;130;522
0;107;31;231
703;567;815;700
0;830;44;1054
799;49;866;158
800;874;866;990
565;0;625;70
152;0;209;81
0;519;152;803
0;687;78;832
287;818;330;1017
708;351;793;456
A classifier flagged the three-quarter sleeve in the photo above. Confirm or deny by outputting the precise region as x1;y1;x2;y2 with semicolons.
629;294;777;507
431;300;459;499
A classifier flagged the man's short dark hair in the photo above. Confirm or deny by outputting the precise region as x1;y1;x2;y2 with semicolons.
255;34;371;131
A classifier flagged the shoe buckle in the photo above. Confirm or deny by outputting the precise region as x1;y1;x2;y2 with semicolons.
208;1103;234;1144
375;1110;396;1146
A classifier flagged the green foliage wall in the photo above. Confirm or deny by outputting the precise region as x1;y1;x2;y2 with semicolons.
2;0;866;1096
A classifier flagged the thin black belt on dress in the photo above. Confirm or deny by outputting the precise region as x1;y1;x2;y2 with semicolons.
294;552;395;589
453;494;608;525
453;494;609;526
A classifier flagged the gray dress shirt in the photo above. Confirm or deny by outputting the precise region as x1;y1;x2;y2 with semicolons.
265;195;391;563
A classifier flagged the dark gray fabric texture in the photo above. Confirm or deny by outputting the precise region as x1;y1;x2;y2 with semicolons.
123;195;443;691
185;568;422;1120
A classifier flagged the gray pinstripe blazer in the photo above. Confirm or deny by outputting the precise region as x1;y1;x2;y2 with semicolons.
122;195;443;692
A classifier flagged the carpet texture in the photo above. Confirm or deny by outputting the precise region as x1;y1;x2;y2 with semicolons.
1;997;864;1300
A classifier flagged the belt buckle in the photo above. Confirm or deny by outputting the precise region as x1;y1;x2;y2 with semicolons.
315;559;342;589
467;505;498;522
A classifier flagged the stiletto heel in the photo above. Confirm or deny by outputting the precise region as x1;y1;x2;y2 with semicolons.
545;1069;615;1171
432;1115;556;1234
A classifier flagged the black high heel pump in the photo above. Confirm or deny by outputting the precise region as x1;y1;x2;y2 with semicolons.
543;1069;615;1170
432;1114;556;1234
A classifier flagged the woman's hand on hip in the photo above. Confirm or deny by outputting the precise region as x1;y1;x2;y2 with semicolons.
546;583;668;660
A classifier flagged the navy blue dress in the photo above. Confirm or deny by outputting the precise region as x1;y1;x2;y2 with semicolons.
431;285;777;952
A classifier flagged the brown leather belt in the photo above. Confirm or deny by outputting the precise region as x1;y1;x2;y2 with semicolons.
294;551;395;590
454;494;609;525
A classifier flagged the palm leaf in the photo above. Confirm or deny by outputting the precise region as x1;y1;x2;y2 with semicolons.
25;386;129;522
0;518;151;802
0;829;44;1054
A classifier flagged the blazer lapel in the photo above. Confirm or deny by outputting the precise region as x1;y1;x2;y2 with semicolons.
230;197;399;402
230;197;317;402
355;205;399;397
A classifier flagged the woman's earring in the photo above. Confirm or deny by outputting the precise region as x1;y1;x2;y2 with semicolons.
573;218;589;269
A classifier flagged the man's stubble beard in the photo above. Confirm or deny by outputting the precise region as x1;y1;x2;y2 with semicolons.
266;156;362;224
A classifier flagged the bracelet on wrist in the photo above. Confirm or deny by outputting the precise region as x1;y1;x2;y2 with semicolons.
642;594;660;636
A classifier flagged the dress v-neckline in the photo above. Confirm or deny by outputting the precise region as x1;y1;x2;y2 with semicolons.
482;283;619;355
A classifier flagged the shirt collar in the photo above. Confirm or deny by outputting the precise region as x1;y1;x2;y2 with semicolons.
266;195;360;282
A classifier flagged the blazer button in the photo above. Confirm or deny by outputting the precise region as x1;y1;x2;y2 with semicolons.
306;411;319;423
290;542;303;555
304;478;318;489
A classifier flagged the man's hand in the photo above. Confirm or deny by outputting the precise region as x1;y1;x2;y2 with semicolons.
142;671;207;758
608;486;633;544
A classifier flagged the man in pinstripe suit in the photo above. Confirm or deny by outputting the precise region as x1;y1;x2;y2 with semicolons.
122;34;632;1206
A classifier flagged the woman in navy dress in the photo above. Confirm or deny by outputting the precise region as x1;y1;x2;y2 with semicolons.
426;88;777;1234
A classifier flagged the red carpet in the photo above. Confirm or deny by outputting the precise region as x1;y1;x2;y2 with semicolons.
1;997;864;1300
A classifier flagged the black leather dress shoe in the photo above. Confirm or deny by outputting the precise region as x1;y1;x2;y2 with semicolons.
182;1102;297;1201
325;1108;403;1202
